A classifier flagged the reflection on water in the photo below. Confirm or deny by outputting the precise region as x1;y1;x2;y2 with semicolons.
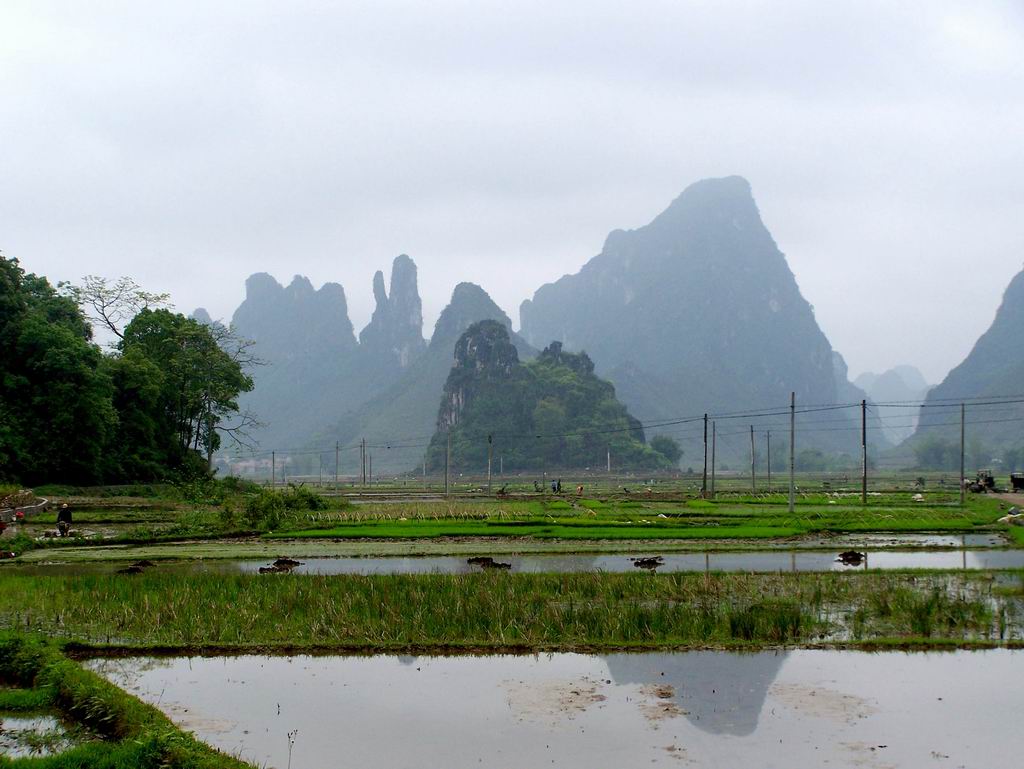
605;651;787;736
9;547;1024;577
90;650;1023;769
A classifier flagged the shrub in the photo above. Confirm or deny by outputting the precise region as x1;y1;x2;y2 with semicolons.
244;490;286;530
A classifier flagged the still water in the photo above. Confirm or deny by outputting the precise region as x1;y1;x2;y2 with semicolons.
91;649;1022;769
231;549;1024;574
10;546;1024;576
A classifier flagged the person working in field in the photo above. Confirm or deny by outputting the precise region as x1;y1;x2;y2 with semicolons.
56;503;72;537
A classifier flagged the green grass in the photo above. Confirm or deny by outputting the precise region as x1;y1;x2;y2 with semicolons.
0;685;53;712
271;520;804;539
0;634;255;768
1009;527;1024;547
0;571;1018;651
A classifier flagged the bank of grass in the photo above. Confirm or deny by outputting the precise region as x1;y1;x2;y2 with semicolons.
0;571;1018;652
271;520;805;539
272;501;1002;540
0;634;255;768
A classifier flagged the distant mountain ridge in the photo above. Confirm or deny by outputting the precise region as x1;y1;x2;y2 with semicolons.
910;266;1024;452
854;365;931;445
210;176;903;473
519;176;869;459
226;256;427;453
320;282;536;473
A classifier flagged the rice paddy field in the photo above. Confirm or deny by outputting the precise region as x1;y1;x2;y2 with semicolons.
2;478;1023;767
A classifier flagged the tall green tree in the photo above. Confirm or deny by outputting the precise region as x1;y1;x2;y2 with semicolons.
0;256;115;484
120;309;254;472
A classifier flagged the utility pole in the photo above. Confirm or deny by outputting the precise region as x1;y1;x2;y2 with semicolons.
422;455;427;489
368;453;372;486
766;431;771;493
702;413;708;498
445;432;451;497
788;392;796;514
487;434;493;494
750;425;756;494
710;421;717;499
960;403;966;507
500;455;503;477
607;445;611;474
861;399;868;505
271;451;276;488
319;455;323;486
335;441;340;491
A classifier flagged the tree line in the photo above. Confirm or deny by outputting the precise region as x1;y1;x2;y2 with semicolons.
0;256;254;485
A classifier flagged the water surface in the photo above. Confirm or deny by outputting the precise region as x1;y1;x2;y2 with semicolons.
9;548;1024;576
91;649;1023;769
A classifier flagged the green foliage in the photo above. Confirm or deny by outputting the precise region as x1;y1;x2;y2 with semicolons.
0;257;116;484
115;308;254;476
280;484;331;511
243;486;330;530
0;256;253;486
913;435;960;471
427;325;669;472
650;435;682;465
727;600;804;641
1001;444;1024;473
243;490;286;530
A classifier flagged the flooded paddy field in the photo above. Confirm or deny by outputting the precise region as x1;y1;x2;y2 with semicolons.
0;713;86;758
91;649;1023;769
8;545;1024;576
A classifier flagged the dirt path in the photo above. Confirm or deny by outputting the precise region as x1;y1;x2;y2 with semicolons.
994;493;1024;507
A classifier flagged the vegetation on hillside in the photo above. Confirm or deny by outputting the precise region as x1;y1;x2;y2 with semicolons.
426;321;670;472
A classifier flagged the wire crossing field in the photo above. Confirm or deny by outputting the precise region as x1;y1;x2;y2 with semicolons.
1;571;1021;651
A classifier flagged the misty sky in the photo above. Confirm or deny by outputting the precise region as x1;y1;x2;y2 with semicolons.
3;0;1022;385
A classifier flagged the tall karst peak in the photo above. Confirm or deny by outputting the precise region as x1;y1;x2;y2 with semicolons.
520;176;852;456
244;272;284;302
359;254;426;367
190;307;214;325
430;282;512;350
286;275;315;297
453;319;520;378
651;175;756;228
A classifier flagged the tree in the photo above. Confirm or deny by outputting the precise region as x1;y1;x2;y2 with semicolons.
0;256;115;484
64;275;170;343
913;435;957;470
650;435;682;465
120;309;254;471
1002;445;1023;473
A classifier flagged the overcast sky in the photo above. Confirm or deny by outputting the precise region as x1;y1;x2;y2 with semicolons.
3;0;1022;384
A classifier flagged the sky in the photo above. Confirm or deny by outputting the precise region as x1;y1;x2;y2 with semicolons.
2;0;1022;385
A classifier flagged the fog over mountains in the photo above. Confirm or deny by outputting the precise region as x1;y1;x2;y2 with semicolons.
201;176;1023;474
854;366;932;445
